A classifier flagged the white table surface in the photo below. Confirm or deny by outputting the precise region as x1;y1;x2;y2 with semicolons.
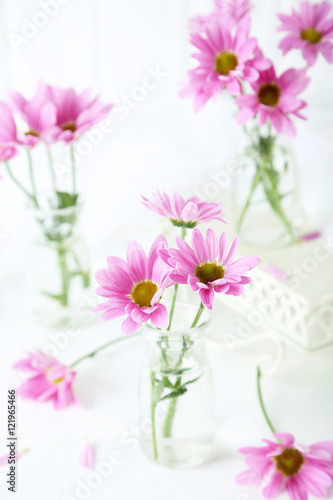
1;266;333;500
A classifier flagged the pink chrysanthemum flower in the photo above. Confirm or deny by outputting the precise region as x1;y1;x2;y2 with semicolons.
45;85;113;143
277;1;333;66
159;228;260;309
180;17;269;110
9;82;57;147
93;235;172;334
142;190;226;228
236;432;333;499
189;0;252;33
236;63;310;136
13;351;77;410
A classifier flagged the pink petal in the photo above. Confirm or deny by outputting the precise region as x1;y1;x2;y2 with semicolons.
199;287;214;309
262;472;283;498
205;228;219;261
223;236;239;268
80;442;95;469
191;229;208;263
121;316;140;335
150;304;169;329
235;469;262;485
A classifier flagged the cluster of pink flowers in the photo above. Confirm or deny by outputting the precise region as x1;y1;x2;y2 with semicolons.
181;0;333;136
93;190;260;332
0;81;112;161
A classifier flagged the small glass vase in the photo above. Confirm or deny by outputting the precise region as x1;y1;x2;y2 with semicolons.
27;202;91;328
233;123;302;247
139;303;216;469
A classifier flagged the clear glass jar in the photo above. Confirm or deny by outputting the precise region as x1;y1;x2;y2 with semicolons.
233;123;304;247
26;202;91;328
139;303;216;469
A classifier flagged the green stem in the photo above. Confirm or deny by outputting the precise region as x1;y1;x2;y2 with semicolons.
46;145;57;196
162;377;180;438
57;242;70;307
4;161;35;203
236;168;262;233
151;371;158;460
261;169;294;239
191;302;204;329
71;332;140;368
167;283;178;331
70;145;76;195
26;149;39;207
167;226;186;331
257;367;276;434
162;302;204;438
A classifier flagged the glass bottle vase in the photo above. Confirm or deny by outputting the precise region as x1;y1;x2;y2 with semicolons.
233;123;303;247
26;203;91;328
139;303;216;469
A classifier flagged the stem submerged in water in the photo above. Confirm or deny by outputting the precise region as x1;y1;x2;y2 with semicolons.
151;371;158;460
236;126;294;240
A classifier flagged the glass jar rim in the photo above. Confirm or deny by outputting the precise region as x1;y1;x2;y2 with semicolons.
28;196;83;218
141;302;211;340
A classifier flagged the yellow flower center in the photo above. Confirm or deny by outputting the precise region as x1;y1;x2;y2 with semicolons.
25;130;40;137
131;281;158;307
275;448;304;476
60;121;76;132
301;28;322;44
195;262;224;285
53;377;65;385
258;83;281;107
215;51;238;75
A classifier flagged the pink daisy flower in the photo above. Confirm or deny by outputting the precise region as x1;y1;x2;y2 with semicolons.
277;1;333;66
180;17;269;110
45;85;113;143
159;228;260;309
236;63;310;136
93;235;173;334
13;351;77;410
142;190;226;228
9;82;57;147
236;432;333;499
